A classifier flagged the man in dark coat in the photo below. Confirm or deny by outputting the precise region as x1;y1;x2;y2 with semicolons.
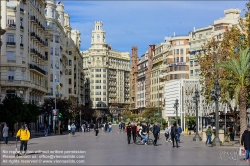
171;123;179;148
104;122;108;132
241;124;250;161
131;123;137;143
126;123;132;144
94;123;99;137
153;122;160;146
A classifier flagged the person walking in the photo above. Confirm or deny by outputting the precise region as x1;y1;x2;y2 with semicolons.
104;122;108;132
168;125;172;142
241;124;250;162
68;124;71;134
205;126;212;145
164;126;170;142
222;126;234;146
44;125;48;137
2;123;9;145
108;123;112;132
126;123;132;144
177;124;182;143
170;123;179;148
71;123;76;136
131;123;137;143
94;123;99;137
153;122;160;146
83;124;86;132
16;124;30;155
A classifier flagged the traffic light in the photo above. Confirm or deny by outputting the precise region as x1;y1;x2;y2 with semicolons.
58;113;62;120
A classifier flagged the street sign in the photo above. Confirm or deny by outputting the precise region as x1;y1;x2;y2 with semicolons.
52;109;58;116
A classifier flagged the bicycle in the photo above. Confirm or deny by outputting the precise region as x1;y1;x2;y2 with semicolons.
135;133;153;145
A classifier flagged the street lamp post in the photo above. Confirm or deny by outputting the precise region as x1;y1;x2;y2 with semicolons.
211;80;221;146
173;99;179;124
193;89;202;141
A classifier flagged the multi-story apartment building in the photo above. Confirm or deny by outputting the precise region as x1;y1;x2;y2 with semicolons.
189;26;213;79
44;1;84;104
82;21;130;120
1;0;50;104
150;42;170;108
189;8;241;79
145;45;155;108
163;35;190;81
137;52;148;114
130;46;138;113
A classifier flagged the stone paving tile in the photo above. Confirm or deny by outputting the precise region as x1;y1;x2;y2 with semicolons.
0;127;249;165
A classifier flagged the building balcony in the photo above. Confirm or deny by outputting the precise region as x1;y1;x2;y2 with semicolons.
109;83;116;87
30;82;47;93
30;15;35;21
7;60;16;63
30;32;35;37
7;42;15;46
0;80;30;88
7;6;16;10
29;63;46;75
6;24;16;29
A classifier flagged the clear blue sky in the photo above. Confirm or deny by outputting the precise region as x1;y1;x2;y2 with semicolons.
62;1;247;57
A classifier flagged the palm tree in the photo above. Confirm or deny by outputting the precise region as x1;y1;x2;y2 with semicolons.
218;48;250;138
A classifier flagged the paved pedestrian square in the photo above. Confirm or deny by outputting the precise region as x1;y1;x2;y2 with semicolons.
0;126;249;165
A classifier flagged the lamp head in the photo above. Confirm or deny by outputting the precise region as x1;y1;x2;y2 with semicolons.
214;80;221;96
195;89;200;98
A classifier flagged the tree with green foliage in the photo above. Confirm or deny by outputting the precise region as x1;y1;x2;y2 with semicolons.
142;107;158;119
218;48;250;137
121;110;132;120
197;3;250;137
0;95;40;136
41;98;72;124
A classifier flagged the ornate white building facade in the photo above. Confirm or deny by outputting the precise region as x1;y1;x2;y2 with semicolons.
82;21;130;120
44;0;84;104
0;0;50;104
0;0;84;106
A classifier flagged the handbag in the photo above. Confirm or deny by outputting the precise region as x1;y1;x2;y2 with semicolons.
239;147;245;156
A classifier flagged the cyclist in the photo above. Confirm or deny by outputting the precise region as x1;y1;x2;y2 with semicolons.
139;124;148;145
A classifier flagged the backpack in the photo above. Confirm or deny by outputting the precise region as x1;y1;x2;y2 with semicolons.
178;127;182;134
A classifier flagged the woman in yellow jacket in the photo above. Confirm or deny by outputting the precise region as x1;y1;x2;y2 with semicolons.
16;124;30;155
